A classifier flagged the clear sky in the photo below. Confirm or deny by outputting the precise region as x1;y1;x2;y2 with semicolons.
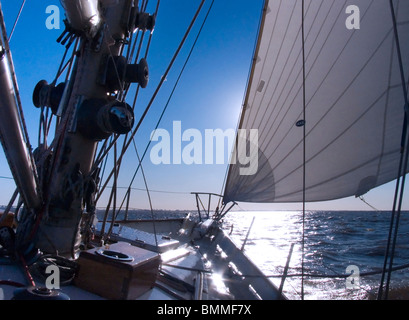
0;0;408;212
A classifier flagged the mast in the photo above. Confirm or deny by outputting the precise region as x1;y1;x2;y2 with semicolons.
0;47;41;210
0;2;41;210
30;0;153;258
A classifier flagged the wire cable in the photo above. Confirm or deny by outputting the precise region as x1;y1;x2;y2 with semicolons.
95;0;209;206
301;0;307;301
378;0;409;300
8;0;26;42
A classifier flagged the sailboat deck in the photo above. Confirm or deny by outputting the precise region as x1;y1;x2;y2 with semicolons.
1;218;285;300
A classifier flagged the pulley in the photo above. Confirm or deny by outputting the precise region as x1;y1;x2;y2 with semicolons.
32;80;66;115
77;98;135;141
129;6;155;32
103;55;149;92
135;11;155;32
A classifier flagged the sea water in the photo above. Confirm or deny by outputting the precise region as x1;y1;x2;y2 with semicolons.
222;210;409;300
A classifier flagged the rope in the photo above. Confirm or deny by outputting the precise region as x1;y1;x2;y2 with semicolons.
0;280;26;288
359;196;381;212
28;254;78;286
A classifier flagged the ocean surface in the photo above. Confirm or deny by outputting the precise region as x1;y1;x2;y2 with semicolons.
222;210;409;300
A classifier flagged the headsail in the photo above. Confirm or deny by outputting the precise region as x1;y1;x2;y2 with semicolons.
224;0;409;204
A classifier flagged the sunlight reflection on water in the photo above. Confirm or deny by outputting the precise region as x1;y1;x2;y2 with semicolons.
222;210;409;300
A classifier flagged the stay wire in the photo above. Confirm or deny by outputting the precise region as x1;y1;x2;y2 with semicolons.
120;0;215;204
100;143;119;239
94;1;157;178
378;0;409;300
97;0;214;218
94;0;208;203
8;0;26;42
301;0;307;301
92;0;162;171
95;2;162;203
117;0;206;160
133;139;159;248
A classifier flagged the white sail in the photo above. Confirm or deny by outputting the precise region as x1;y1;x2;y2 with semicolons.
223;0;409;204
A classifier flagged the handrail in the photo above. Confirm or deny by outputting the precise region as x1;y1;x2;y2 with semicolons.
191;192;237;222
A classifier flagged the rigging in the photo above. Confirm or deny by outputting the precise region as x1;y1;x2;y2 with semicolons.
114;0;216;216
8;0;25;42
378;0;409;301
94;0;208;210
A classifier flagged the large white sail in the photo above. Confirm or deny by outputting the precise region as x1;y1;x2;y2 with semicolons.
223;0;409;204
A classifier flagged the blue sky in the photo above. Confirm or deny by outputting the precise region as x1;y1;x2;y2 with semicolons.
0;0;407;212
